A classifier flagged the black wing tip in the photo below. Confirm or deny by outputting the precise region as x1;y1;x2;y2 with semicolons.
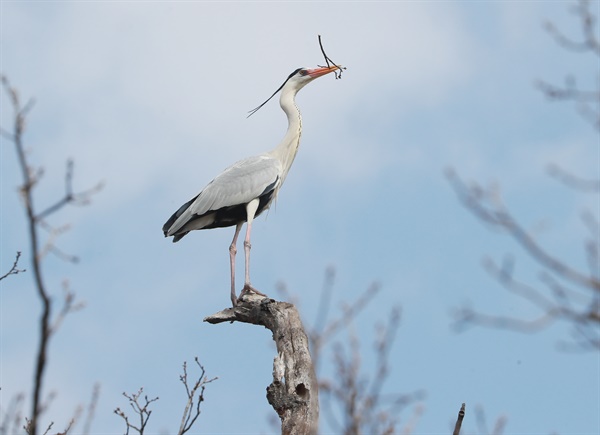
162;229;186;243
163;219;182;242
172;233;186;243
162;233;185;243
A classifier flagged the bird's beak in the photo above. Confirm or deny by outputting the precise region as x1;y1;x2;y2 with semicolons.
307;65;342;78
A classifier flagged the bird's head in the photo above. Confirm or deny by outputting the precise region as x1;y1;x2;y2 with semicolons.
248;65;342;117
288;65;341;89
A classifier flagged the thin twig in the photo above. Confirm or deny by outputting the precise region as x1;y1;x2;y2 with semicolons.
319;282;381;345
82;384;100;435
49;281;85;335
318;35;345;79
311;281;417;434
2;74;52;435
0;393;25;435
546;164;600;192
543;0;600;56
313;266;336;337
114;388;159;435
446;169;599;292
1;76;102;434
447;168;600;349
36;160;104;221
537;1;600;129
0;251;26;281
178;357;217;435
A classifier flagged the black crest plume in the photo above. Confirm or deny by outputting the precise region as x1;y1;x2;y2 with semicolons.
247;68;301;118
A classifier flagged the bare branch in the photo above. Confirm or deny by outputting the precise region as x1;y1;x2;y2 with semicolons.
536;75;600;130
446;169;599;292
483;255;556;311
400;403;424;435
1;75;102;434
474;405;507;435
205;293;319;435
365;306;402;417
82;383;100;435
314;288;421;435
0;251;26;281
36;159;104;221
0;393;25;435
543;0;600;56
312;266;336;338
453;403;465;435
546;164;600;192
2;74;54;435
39;420;53;435
177;357;217;435
313;282;381;363
114;388;159;435
56;418;75;435
49;280;85;335
317;35;346;79
537;1;600;129
279;271;425;434
536;76;600;102
454;304;558;334
447;168;599;349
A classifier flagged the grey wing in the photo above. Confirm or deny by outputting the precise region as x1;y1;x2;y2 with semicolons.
164;155;282;238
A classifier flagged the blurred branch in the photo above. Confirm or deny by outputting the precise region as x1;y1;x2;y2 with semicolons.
21;381;96;435
49;280;85;335
400;403;425;435
319;307;424;435
546;164;600;192
449;0;600;351
1;75;101;434
536;76;600;129
311;280;381;371
474;405;507;435
0;251;26;281
82;384;100;435
447;169;600;350
36;159;104;221
447;169;598;292
543;0;600;55
312;265;336;339
0;393;25;435
537;0;600;129
304;271;424;434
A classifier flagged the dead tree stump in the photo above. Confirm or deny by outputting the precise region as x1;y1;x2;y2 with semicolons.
204;293;319;435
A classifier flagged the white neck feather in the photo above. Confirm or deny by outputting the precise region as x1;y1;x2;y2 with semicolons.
268;86;302;184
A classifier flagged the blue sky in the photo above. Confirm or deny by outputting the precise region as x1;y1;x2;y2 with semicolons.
1;1;598;434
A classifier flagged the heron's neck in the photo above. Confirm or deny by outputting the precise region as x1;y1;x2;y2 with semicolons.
269;88;302;183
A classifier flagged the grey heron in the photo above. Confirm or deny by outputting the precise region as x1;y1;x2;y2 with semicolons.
163;64;341;306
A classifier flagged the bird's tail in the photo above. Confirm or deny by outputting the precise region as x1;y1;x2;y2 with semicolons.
162;194;199;240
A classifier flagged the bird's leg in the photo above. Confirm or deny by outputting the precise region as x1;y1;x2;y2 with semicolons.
239;199;268;299
229;223;243;306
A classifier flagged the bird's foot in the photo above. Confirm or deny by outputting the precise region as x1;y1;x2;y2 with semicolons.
239;283;268;299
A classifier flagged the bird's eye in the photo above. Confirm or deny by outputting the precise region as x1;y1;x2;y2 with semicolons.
298;69;308;76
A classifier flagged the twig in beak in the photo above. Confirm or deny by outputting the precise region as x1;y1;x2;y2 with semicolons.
318;35;346;79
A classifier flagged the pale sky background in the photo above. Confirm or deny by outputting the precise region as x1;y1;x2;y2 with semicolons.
1;1;599;434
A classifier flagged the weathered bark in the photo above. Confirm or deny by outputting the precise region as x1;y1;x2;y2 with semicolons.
453;403;466;435
204;293;319;434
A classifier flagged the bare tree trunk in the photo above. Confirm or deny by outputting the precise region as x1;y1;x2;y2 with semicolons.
204;294;319;434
